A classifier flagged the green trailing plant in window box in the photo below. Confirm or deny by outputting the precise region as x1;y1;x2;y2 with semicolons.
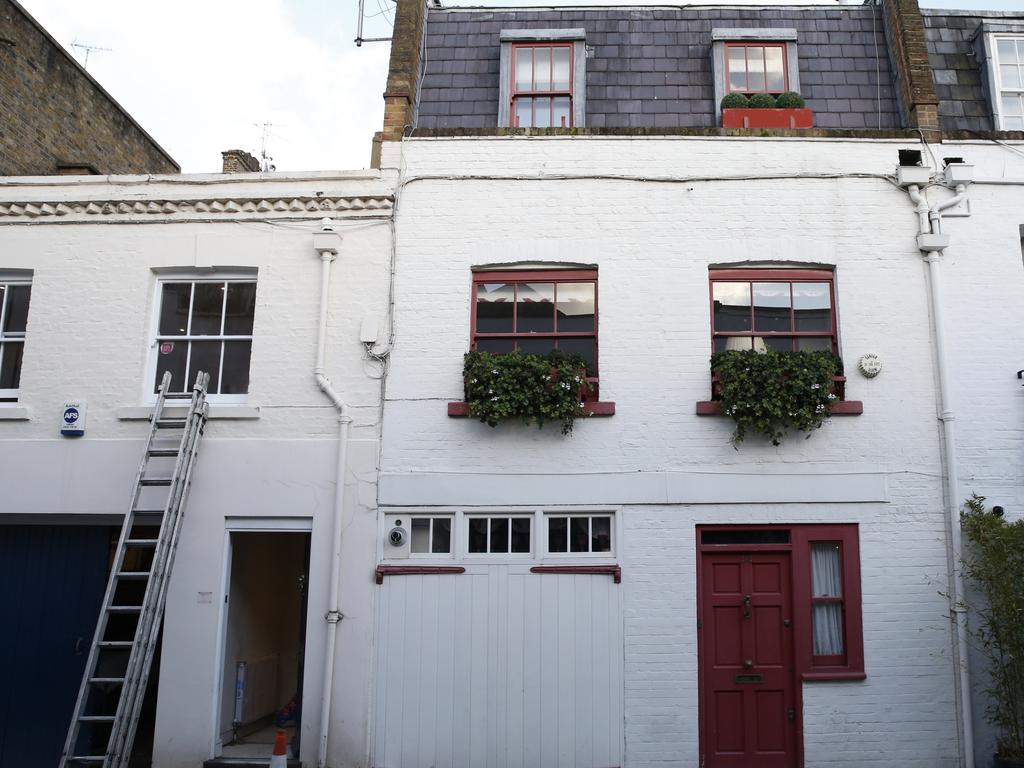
463;349;591;435
710;349;841;446
960;494;1024;763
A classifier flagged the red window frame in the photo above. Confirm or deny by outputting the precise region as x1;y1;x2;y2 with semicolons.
709;268;838;355
724;42;789;94
510;42;574;128
470;269;599;397
697;523;865;680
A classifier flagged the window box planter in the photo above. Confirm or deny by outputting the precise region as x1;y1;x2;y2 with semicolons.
698;374;862;415
722;107;813;129
699;349;862;445
453;349;614;434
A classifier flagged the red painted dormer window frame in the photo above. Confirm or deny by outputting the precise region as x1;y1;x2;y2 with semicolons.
510;42;575;128
470;269;600;400
724;41;789;94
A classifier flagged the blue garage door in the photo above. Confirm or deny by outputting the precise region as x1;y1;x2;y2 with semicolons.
0;524;113;768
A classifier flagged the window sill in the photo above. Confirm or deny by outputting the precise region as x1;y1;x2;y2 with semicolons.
696;400;863;416
801;670;866;682
375;565;466;584
0;406;31;420
447;401;615;417
117;404;261;421
530;564;621;583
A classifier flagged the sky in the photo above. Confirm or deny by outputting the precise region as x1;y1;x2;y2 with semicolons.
19;0;1023;174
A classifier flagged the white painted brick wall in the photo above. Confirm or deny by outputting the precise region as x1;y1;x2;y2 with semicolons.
378;136;1024;768
0;173;393;768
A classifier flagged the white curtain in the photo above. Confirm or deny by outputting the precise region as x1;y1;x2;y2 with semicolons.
811;543;844;656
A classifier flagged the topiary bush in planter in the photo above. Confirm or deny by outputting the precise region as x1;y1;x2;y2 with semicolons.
710;349;841;446
960;494;1024;765
720;92;750;109
463;349;591;435
775;91;806;108
747;93;778;108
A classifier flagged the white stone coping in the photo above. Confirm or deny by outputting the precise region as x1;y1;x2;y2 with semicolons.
499;28;586;41
116;405;261;420
712;28;799;41
0;406;31;420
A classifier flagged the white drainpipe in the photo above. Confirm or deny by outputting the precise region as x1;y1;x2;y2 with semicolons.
906;180;974;768
311;218;351;768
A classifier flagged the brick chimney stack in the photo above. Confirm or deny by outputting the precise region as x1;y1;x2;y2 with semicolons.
381;0;427;143
221;149;261;174
881;0;940;138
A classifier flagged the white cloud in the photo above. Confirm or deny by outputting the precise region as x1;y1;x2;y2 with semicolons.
20;0;1019;174
21;0;390;173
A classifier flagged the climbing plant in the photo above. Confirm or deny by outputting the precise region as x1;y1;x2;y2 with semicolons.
710;349;841;446
961;494;1024;762
463;349;591;435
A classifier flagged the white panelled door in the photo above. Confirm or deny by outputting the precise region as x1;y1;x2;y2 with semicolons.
373;566;624;768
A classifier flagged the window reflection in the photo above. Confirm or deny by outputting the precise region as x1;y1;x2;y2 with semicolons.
713;282;751;332
793;282;831;332
711;275;836;356
517;282;554;332
556;282;595;332
752;282;791;332
476;283;514;332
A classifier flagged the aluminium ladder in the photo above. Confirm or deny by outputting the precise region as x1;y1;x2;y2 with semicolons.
60;370;210;768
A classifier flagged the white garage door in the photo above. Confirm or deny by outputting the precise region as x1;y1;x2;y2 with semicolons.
372;566;623;768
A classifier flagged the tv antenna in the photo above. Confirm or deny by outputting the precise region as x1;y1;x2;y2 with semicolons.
355;0;394;47
254;121;283;172
70;39;112;70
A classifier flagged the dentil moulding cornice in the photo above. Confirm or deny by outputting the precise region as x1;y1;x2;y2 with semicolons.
0;195;393;223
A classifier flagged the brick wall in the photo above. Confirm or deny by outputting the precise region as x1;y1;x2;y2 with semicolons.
377;135;1024;767
0;172;392;767
0;0;178;175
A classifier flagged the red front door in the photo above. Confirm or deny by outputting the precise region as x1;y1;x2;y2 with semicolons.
699;551;798;767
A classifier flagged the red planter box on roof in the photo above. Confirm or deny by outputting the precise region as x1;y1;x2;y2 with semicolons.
722;108;814;129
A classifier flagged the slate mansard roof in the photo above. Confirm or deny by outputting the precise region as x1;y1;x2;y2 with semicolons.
923;9;1024;134
416;5;901;131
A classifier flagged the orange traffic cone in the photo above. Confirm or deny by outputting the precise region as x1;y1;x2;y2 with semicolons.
270;729;288;768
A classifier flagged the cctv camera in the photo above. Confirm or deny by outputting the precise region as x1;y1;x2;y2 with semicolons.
388;526;408;547
992;506;1005;517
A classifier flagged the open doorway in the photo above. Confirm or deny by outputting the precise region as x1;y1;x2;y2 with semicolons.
218;532;310;760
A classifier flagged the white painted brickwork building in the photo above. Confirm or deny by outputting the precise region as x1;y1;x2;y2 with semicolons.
2;0;1024;764
0;172;393;768
374;135;1024;768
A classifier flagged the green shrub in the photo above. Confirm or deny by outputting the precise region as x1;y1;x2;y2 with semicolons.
775;91;806;108
463;349;592;435
720;92;750;109
710;349;840;446
961;494;1024;760
747;93;778;109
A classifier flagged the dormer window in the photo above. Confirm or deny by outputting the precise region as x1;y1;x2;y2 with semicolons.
711;29;801;123
725;42;788;95
511;43;573;128
995;37;1024;130
498;29;587;129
